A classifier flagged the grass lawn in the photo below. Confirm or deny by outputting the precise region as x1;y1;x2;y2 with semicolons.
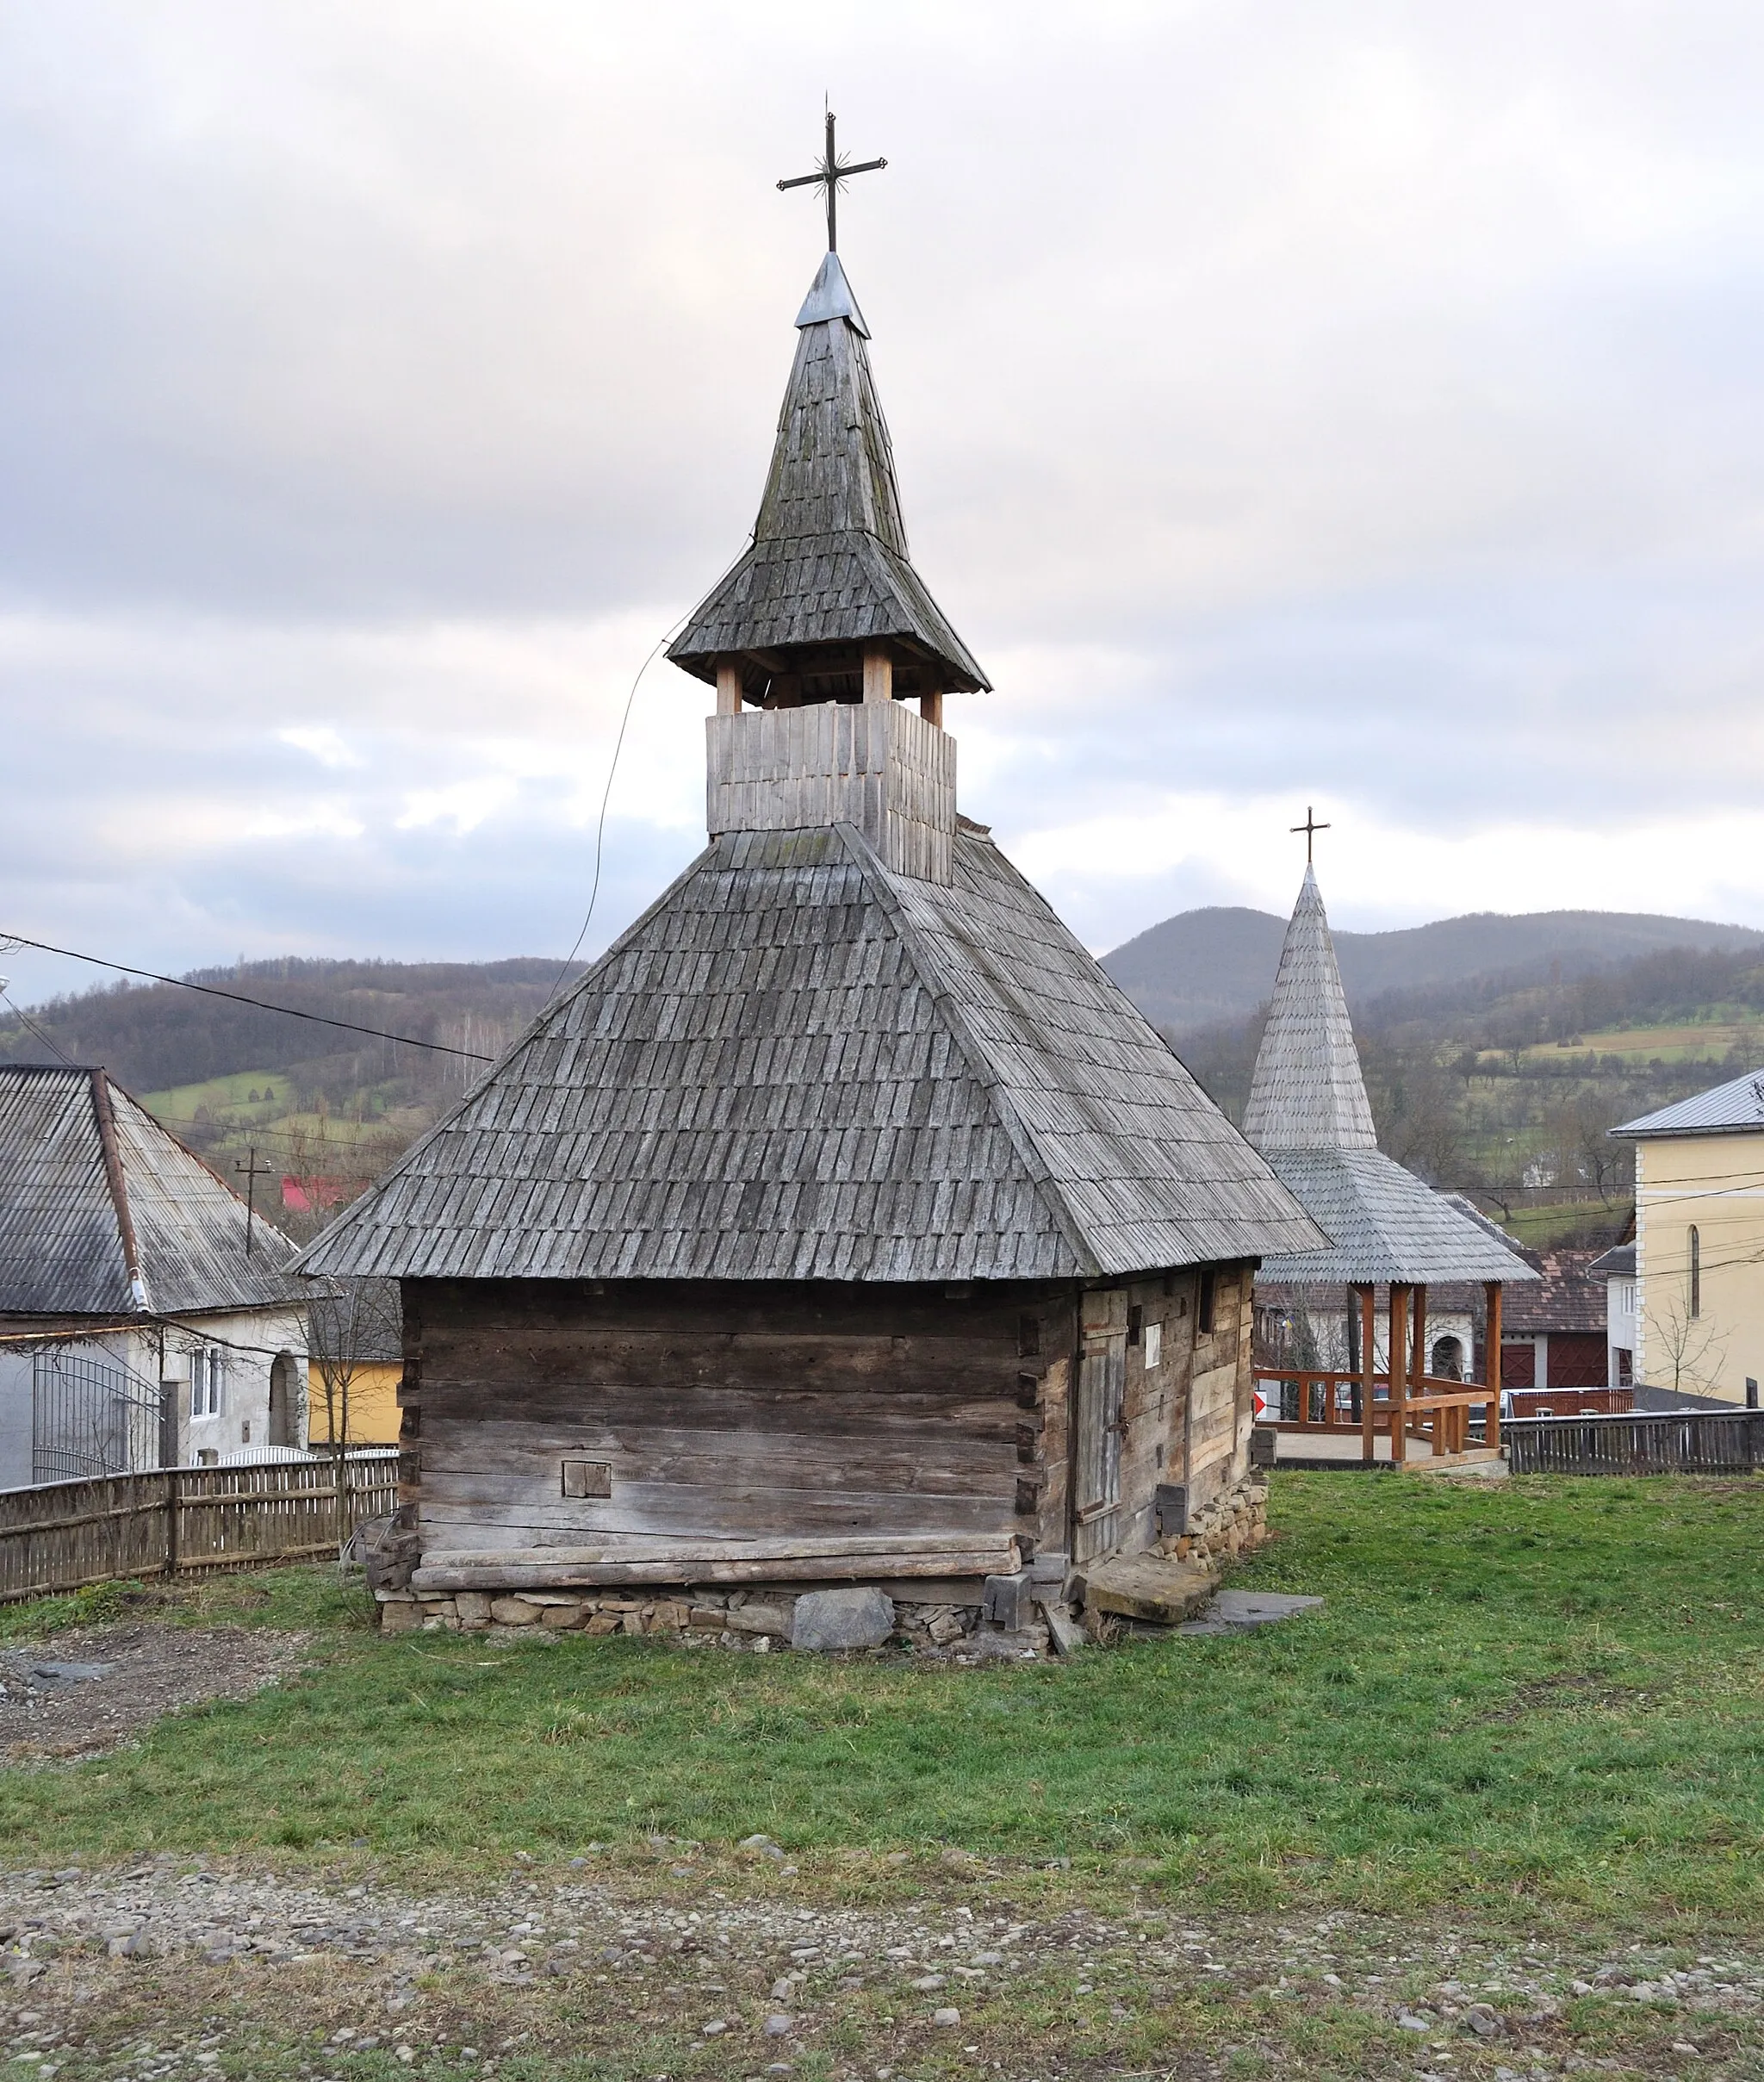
8;1470;1764;2079
3;1470;1762;1924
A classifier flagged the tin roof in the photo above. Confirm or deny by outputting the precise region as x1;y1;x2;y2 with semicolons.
296;820;1325;1285
1615;1066;1764;1139
668;253;989;698
0;1065;306;1318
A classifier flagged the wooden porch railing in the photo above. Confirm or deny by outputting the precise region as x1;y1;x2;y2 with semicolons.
1257;1368;1500;1464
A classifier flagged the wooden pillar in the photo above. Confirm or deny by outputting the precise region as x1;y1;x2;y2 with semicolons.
919;688;944;728
862;643;893;705
1485;1281;1503;1455
715;660;742;715
1357;1283;1376;1466
1388;1284;1410;1465
1412;1285;1430;1454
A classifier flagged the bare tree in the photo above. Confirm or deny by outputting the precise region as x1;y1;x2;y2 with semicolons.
306;1278;401;1543
1644;1296;1730;1398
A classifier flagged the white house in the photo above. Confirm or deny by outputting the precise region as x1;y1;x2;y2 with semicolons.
0;1064;312;1485
1588;1240;1637;1389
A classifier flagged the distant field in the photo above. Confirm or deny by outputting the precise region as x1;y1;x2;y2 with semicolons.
1512;1017;1764;1066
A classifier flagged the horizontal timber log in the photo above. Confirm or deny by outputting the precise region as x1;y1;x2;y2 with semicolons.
412;1538;1022;1592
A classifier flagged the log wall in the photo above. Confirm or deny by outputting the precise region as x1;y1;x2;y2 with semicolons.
401;1266;1255;1587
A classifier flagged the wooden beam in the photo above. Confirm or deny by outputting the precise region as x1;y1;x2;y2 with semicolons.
1412;1285;1430;1451
715;660;742;715
1485;1281;1503;1456
920;688;944;728
1388;1285;1409;1466
1357;1283;1376;1466
862;643;893;706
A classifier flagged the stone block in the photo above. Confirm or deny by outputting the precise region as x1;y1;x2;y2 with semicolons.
380;1600;420;1634
981;1570;1033;1631
455;1593;491;1624
488;1597;543;1627
650;1601;689;1631
584;1613;619;1636
790;1587;896;1653
540;1602;585;1627
723;1600;796;1636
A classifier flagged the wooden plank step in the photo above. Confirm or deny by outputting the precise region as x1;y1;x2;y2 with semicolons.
1078;1551;1219;1625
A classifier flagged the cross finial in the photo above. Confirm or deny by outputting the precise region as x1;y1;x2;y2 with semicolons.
1290;805;1331;865
777;109;886;253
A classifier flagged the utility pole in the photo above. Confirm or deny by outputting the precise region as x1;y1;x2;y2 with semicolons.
234;1146;266;1258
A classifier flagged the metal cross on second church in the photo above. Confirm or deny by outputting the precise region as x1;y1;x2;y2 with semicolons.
1290;805;1332;865
777;109;886;252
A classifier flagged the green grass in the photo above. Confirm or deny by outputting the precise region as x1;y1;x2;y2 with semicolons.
4;1473;1763;1924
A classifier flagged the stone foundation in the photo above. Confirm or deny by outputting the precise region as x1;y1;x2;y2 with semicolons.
375;1582;1051;1661
374;1472;1270;1654
1154;1470;1270;1568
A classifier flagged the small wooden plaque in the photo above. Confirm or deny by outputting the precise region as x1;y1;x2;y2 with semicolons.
561;1459;612;1500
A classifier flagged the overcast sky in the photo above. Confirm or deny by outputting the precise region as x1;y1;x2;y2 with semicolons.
5;0;1764;1007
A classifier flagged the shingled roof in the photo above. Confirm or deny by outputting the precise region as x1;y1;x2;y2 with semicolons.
1245;868;1533;1287
1243;866;1376;1151
297;820;1325;1285
668;252;989;701
0;1065;306;1319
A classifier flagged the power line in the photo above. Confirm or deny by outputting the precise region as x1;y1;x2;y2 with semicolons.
0;985;78;1068
0;932;492;1062
543;543;751;1010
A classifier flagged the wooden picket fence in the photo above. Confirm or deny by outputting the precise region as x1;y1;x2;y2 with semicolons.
0;1451;398;1604
1504;1409;1764;1476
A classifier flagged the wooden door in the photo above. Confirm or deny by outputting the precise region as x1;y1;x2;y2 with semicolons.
1071;1328;1126;1563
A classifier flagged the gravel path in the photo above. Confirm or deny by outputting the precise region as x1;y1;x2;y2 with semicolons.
3;1855;1762;2075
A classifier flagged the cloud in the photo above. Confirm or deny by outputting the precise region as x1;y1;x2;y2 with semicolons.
5;1;1764;1005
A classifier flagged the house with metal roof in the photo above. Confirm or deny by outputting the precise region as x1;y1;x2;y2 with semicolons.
1245;863;1533;1464
1613;1067;1764;1403
0;1065;312;1483
298;227;1326;1633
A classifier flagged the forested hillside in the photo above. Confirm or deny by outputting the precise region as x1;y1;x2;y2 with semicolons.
1103;904;1764;1035
0;957;581;1239
1176;937;1764;1247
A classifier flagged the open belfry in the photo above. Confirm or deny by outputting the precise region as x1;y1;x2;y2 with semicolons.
299;121;1326;1648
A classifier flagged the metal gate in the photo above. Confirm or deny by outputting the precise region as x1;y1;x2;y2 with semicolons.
1071;1329;1126;1563
32;1347;162;1484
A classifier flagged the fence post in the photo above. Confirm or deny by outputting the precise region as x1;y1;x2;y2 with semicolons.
164;1469;179;1579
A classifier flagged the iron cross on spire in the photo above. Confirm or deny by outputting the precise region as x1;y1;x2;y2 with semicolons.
1290;805;1331;865
777;109;886;253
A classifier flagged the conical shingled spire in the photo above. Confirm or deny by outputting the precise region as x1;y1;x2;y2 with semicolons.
668;254;988;705
1242;866;1377;1152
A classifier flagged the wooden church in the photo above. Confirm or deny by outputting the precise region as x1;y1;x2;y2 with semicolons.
300;153;1324;1623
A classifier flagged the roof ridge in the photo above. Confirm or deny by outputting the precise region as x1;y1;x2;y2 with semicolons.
831;822;1104;1277
88;1067;151;1313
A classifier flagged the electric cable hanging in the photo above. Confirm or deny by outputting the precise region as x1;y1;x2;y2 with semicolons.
542;540;753;1009
0;933;492;1061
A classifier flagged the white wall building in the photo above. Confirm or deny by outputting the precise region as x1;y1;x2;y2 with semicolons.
0;1065;312;1486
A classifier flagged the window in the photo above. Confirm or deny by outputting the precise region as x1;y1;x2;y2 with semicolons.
1196;1270;1216;1337
1689;1226;1701;1320
1618;1282;1636;1316
1127;1305;1143;1346
1615;1348;1634;1387
1144;1321;1163;1370
190;1349;223;1420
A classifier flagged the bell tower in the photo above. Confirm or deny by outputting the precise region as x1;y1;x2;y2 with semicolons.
668;122;987;883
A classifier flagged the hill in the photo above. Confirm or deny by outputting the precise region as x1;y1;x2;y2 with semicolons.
0;956;581;1239
1102;905;1764;1035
